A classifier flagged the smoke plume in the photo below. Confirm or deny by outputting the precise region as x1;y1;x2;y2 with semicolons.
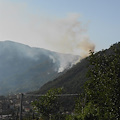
0;1;95;73
0;1;95;58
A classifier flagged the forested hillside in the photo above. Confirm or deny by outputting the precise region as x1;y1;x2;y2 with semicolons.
32;42;120;120
36;42;120;94
0;41;79;95
36;58;89;94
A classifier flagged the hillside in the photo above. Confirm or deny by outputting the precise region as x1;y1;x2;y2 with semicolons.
35;57;89;94
36;42;120;94
0;41;79;95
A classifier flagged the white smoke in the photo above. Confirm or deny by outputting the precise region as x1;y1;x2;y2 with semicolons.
57;54;79;72
0;1;95;72
49;55;56;63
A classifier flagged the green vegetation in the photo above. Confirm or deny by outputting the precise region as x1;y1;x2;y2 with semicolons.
1;42;120;120
34;42;120;120
36;57;89;94
74;43;120;120
32;88;65;120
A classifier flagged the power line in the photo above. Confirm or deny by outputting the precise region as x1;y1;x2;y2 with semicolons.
19;93;23;120
23;93;80;97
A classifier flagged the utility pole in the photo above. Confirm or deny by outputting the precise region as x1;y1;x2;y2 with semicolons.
19;93;23;120
82;93;87;114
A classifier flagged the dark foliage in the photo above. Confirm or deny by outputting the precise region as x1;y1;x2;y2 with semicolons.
36;58;89;94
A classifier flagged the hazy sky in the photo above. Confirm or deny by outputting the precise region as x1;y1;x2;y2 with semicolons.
0;0;120;55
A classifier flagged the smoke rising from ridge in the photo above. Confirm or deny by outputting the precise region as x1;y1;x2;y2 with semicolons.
0;1;95;58
37;13;95;58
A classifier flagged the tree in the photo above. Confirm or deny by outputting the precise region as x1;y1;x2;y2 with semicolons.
75;44;120;120
32;88;63;120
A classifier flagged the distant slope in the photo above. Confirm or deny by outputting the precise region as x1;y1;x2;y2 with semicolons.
36;42;120;94
36;58;89;94
0;41;79;95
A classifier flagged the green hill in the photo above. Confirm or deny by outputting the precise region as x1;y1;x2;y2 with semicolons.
35;42;120;94
36;58;89;94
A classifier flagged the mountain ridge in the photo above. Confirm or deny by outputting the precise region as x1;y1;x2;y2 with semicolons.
0;40;79;95
34;42;120;94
